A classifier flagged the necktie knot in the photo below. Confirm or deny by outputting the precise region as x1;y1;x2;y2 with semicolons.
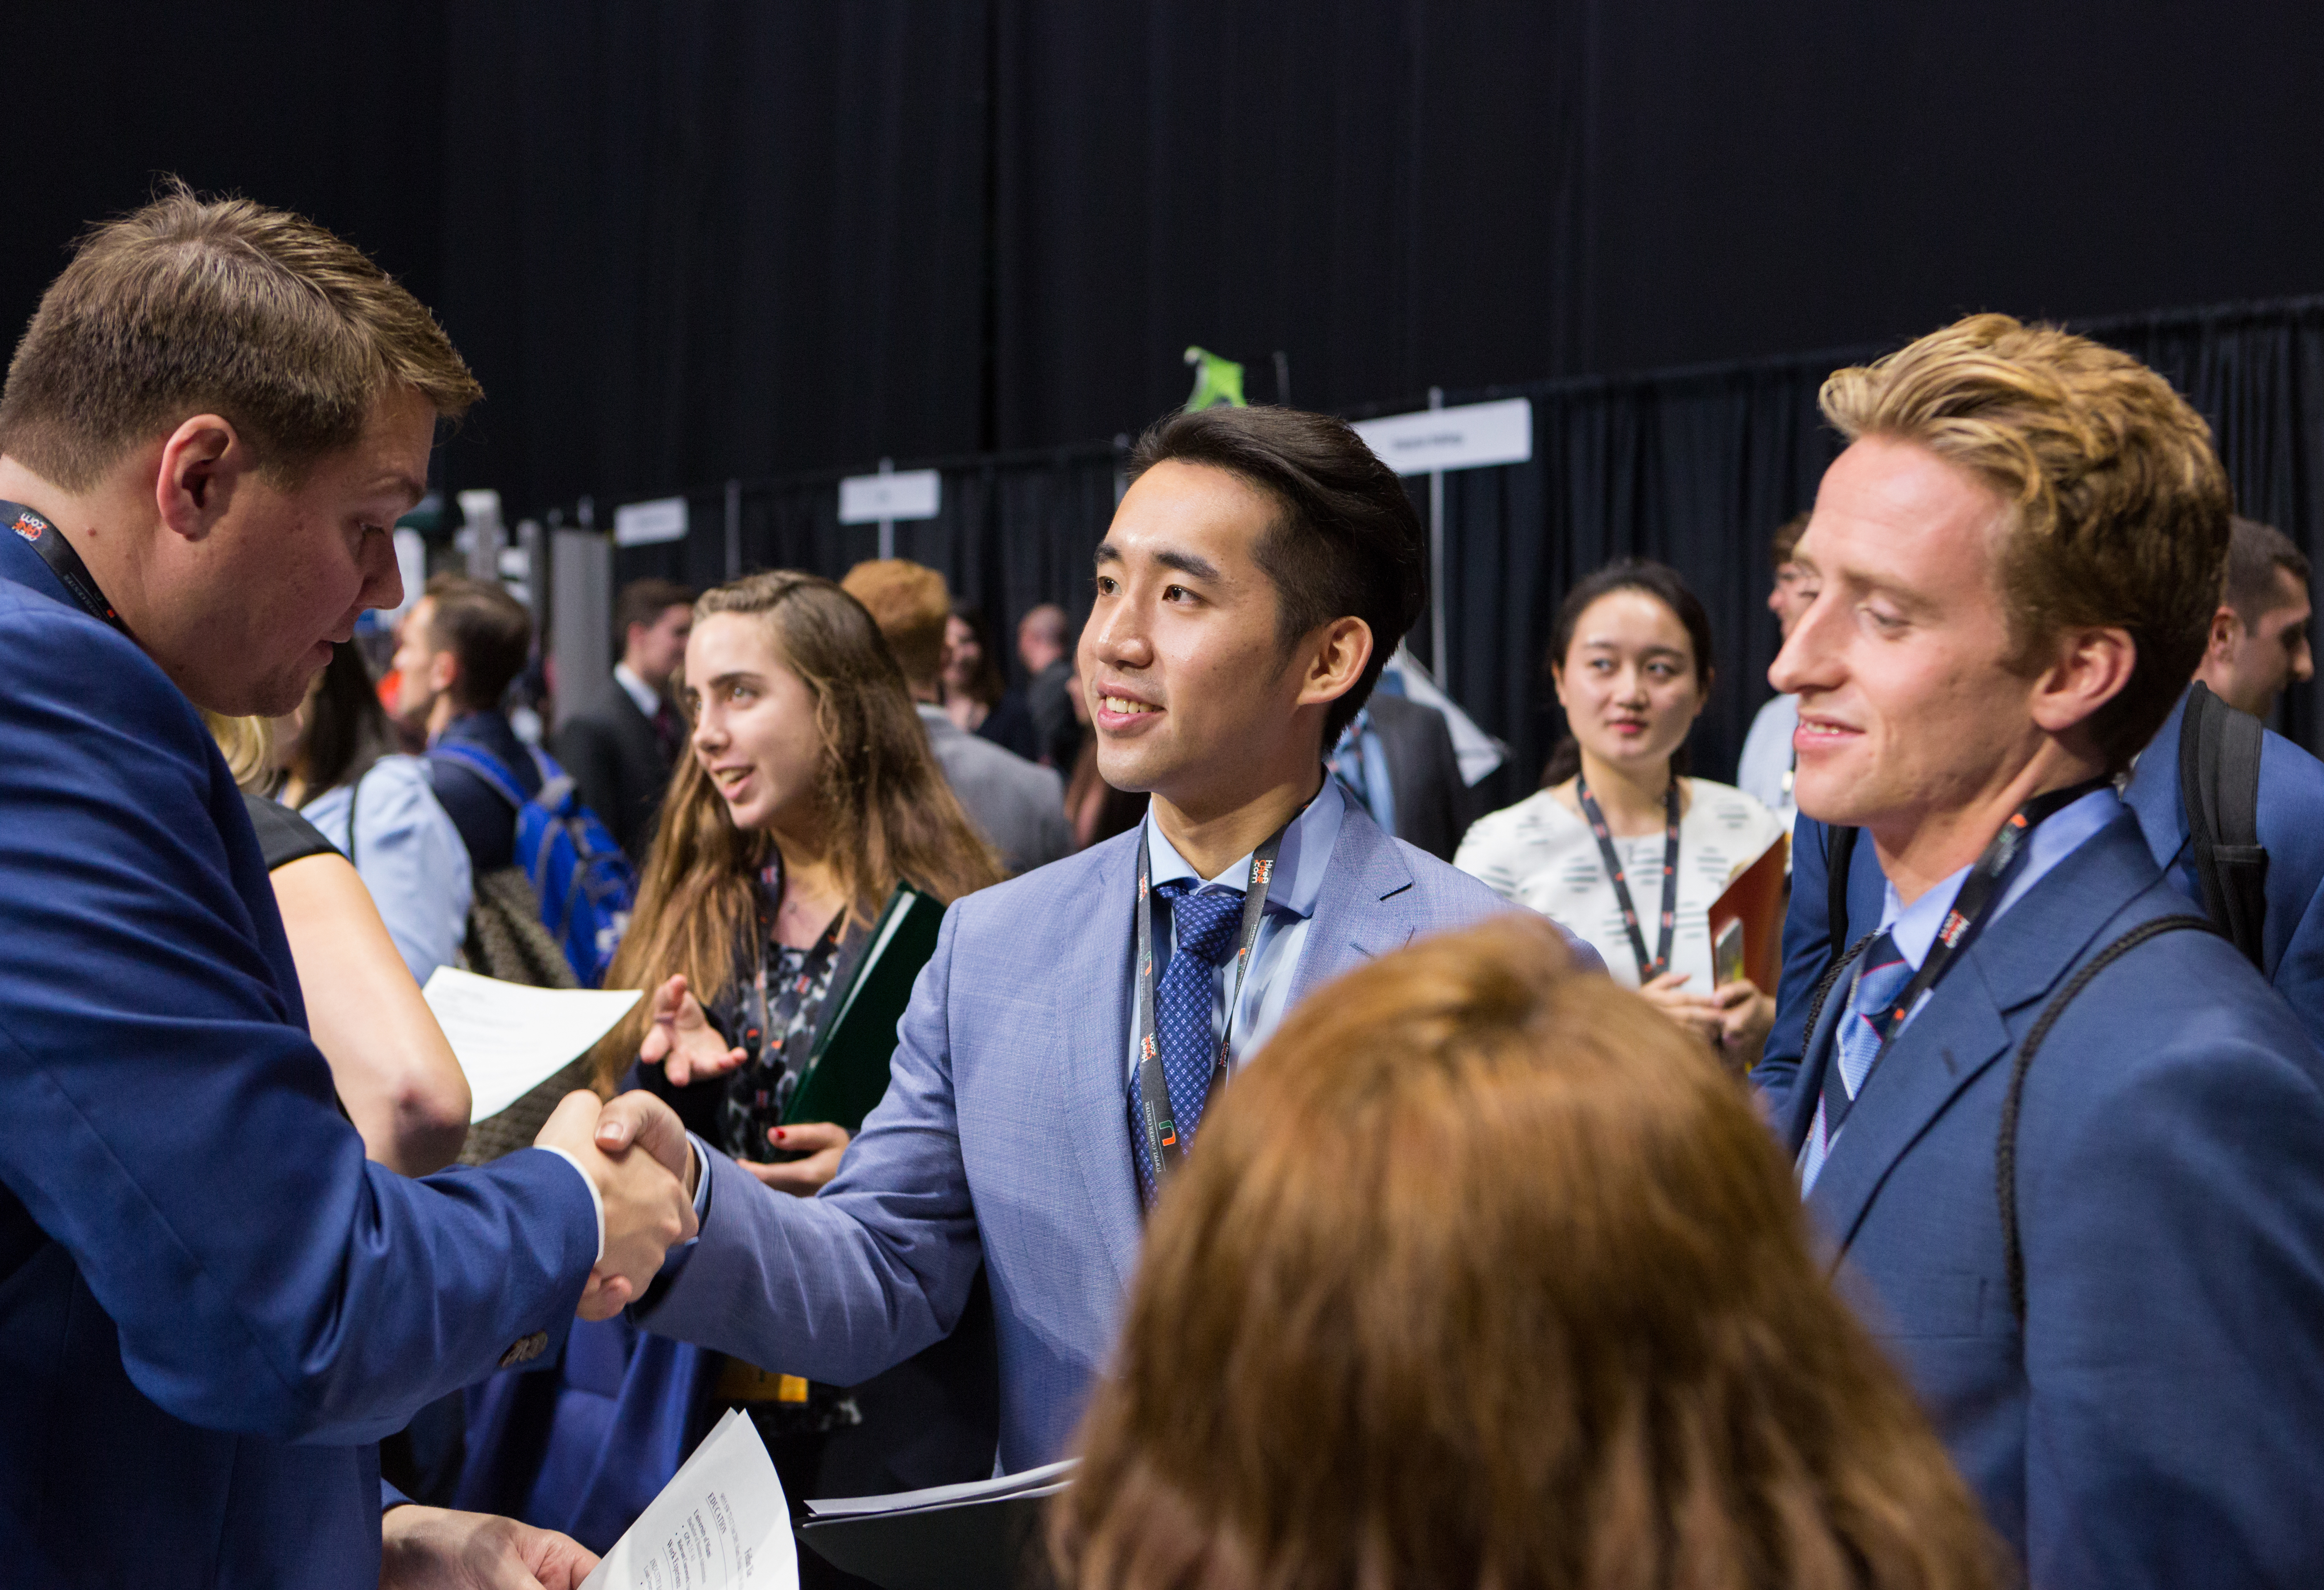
1157;879;1248;968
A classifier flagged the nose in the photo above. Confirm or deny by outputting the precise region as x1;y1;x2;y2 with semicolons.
1085;593;1149;672
360;531;403;614
1768;589;1838;698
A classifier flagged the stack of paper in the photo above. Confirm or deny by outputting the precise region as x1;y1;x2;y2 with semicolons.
797;1460;1075;1590
420;967;643;1123
580;1408;796;1590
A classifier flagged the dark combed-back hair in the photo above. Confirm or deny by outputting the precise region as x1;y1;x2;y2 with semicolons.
301;641;399;795
592;571;1004;1090
1540;559;1716;787
423;573;533;712
1056;914;2001;1590
2223;516;2310;624
1128;405;1426;744
616;577;697;644
0;178;480;490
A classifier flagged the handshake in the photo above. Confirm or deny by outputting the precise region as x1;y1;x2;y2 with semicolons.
533;1089;700;1320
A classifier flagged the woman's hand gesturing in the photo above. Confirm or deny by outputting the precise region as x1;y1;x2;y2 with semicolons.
636;974;747;1086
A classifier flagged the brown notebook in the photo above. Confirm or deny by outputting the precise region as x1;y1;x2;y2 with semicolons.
1708;832;1790;995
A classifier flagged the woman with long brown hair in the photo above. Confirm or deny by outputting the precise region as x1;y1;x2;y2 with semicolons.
1056;913;1998;1590
461;572;1005;1554
599;569;1000;1180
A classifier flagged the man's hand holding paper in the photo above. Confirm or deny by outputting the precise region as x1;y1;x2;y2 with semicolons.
533;1091;697;1319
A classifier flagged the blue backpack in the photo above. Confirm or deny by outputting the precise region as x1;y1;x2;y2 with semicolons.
430;742;637;987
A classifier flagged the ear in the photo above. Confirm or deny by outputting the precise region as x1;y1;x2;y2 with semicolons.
1549;660;1570;709
2028;625;2136;737
2206;604;2242;663
1691;667;1714;722
1294;616;1373;712
427;649;460;699
154;414;250;544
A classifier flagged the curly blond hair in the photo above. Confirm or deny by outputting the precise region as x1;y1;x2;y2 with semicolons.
1820;313;2230;769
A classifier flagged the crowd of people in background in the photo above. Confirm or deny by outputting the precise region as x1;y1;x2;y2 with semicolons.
5;186;2324;1590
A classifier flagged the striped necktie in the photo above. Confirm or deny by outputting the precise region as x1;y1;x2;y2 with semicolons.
1799;930;1912;1194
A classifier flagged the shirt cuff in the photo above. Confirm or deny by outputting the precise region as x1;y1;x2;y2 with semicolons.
685;1131;714;1243
534;1145;606;1263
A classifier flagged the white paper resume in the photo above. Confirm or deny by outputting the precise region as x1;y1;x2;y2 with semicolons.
580;1408;797;1590
419;967;643;1123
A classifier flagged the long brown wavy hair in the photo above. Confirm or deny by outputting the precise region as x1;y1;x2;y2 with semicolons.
1055;913;2000;1590
591;570;1003;1091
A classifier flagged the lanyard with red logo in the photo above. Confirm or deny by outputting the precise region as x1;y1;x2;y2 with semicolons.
1130;821;1285;1188
5;501;130;636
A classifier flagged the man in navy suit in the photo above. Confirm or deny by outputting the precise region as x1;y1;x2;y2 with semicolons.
0;187;694;1588
1767;516;2324;1077
593;405;1601;1468
1756;314;2324;1588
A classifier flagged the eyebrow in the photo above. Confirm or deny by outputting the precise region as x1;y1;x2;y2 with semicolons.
367;470;429;511
1091;542;1222;582
1577;638;1687;658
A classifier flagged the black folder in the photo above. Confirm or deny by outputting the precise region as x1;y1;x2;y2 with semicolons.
796;1460;1074;1590
781;884;944;1133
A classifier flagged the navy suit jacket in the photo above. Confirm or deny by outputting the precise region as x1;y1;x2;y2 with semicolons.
1771;813;2324;1586
1768;688;2324;1084
0;530;597;1588
636;805;1565;1469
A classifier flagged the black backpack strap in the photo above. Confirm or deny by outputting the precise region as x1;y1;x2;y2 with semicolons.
1996;913;2215;1322
2177;682;2269;967
1824;824;1861;976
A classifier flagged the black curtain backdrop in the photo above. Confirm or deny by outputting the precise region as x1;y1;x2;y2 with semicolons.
612;297;2324;814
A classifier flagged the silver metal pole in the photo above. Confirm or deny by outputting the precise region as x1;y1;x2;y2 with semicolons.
1427;386;1446;684
723;478;742;579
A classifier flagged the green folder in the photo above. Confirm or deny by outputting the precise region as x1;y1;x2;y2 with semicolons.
781;884;944;1133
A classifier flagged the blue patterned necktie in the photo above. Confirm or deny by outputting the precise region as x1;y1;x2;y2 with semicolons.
1799;930;1912;1194
1129;880;1250;1206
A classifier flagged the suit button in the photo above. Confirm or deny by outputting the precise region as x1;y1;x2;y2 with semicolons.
498;1330;549;1368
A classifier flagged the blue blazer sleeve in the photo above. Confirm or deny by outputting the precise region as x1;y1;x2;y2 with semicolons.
636;896;984;1386
1757;814;1830;1111
0;606;598;1444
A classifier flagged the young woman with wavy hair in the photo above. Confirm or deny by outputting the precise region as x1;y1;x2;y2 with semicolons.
1056;913;1998;1590
525;570;1006;1526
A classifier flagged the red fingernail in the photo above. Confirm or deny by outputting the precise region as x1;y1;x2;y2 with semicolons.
772;1127;787;1142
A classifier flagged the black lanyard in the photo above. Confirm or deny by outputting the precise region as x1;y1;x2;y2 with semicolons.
1575;772;1682;981
1822;776;2112;1136
5;501;130;636
1130;823;1284;1188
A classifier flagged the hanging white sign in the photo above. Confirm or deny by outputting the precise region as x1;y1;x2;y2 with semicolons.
839;469;942;524
1352;397;1533;475
613;496;689;547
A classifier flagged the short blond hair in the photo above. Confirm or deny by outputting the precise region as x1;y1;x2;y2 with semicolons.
840;559;951;689
0;180;482;489
1820;313;2230;770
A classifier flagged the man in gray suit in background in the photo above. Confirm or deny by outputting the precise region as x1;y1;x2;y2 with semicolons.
842;557;1072;876
593;404;1602;1468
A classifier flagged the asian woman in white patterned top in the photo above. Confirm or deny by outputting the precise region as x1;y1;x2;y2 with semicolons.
1457;560;1785;1069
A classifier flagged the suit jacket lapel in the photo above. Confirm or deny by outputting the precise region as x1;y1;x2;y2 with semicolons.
1054;836;1145;1292
2121;689;2191;874
1287;802;1420;1007
1805;815;2153;1256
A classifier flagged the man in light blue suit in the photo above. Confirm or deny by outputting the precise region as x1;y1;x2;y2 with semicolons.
0;188;693;1590
596;405;1598;1470
1757;315;2324;1588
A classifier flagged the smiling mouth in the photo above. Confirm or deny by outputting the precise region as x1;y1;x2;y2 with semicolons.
710;766;753;795
1100;695;1159;716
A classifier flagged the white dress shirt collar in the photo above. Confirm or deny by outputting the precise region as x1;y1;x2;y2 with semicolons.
1140;775;1345;921
612;661;661;720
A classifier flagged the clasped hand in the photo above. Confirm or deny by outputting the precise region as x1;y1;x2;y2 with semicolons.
532;1091;697;1321
1637;971;1777;1073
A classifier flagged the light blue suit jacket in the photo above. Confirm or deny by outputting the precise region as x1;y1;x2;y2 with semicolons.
637;803;1559;1469
1773;814;2324;1587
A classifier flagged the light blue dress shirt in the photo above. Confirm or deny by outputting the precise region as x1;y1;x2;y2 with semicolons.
1123;778;1347;1085
1797;785;2121;1190
301;754;474;988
